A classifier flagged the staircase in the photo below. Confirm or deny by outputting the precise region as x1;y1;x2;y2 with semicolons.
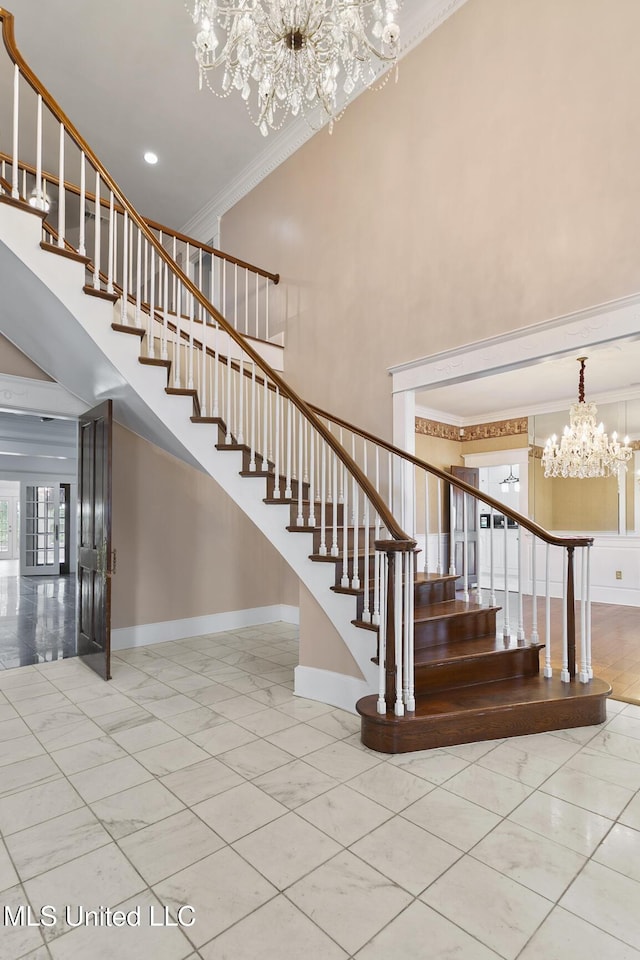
0;7;610;754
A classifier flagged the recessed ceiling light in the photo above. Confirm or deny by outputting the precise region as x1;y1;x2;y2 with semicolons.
143;151;158;165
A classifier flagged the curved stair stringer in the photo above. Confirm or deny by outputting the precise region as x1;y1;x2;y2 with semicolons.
0;198;378;710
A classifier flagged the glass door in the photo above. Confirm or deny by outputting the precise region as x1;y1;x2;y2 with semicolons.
19;484;61;576
0;496;19;560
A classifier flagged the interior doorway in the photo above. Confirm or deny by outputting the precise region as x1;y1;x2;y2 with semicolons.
0;413;78;671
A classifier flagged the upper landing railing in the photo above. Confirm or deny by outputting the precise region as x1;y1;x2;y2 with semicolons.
0;148;280;344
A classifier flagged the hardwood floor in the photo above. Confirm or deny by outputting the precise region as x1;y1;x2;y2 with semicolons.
490;590;640;703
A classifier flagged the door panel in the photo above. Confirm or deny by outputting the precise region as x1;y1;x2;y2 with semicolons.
77;400;112;680
450;465;479;586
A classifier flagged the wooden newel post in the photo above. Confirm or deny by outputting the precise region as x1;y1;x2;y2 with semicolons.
566;546;576;679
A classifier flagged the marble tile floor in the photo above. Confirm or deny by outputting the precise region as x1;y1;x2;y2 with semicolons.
0;563;76;671
1;622;640;959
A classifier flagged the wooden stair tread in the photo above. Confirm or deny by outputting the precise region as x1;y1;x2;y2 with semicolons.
414;636;544;666
415;572;458;584
414;599;501;623
410;675;610;716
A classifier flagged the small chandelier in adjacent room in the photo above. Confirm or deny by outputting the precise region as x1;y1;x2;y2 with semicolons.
542;357;632;479
189;0;402;135
499;466;520;493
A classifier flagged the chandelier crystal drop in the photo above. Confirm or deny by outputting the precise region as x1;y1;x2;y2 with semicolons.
190;0;402;135
542;357;632;479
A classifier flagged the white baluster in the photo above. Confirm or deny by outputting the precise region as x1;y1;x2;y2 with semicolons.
78;152;86;255
222;260;226;321
35;95;42;205
135;226;142;327
148;245;155;357
93;172;101;289
172;236;177;314
405;550;415;712
238;358;245;444
394;553;404;717
273;387;281;498
163;260;170;364
296;412;304;525
198;249;203;323
225;345;232;444
285;401;292;498
517;527;525;641
249;362;256;471
544;543;552;677
200;326;207;420
308;428;316;526
351;438;360;588
437;477;443;575
579;548;589;682
121;210;128;324
449;485;456;577
319;440;327;556
244;268;249;335
331;453;339;557
265;276;270;340
372;449;381;625
423;472;429;575
377;551;387;715
57;123;65;248
188;275;194;391
341;466;349;588
561;551;570;682
128;217;133;296
362;445;371;623
503;522;510;640
234;263;238;330
212;322;219;418
530;537;539;643
462;494;469;602
489;507;496;607
586;546;593;679
262;373;268;465
106;191;114;293
11;65;19;199
255;272;259;338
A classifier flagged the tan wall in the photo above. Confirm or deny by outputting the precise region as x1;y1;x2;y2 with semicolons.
222;0;640;439
415;433;462;528
550;475;619;532
298;585;363;679
462;436;527;456
0;335;52;381
111;423;298;629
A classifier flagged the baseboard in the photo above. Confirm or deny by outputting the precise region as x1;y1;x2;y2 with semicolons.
112;603;299;650
294;665;372;715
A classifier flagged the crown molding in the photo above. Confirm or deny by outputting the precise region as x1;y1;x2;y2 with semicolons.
181;0;470;240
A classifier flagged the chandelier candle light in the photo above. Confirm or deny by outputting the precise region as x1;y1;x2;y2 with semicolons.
542;357;632;479
190;0;402;135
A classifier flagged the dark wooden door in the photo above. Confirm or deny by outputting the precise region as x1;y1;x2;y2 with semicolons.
450;465;479;587
78;400;112;680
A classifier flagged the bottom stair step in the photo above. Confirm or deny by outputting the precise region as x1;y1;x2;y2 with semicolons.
356;675;611;753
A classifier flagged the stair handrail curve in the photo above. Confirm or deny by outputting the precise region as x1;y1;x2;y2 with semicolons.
308;404;594;550
0;150;280;285
0;7;413;554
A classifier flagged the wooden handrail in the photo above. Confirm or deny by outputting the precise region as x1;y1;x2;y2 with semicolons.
0;150;280;284
308;403;594;551
0;7;412;550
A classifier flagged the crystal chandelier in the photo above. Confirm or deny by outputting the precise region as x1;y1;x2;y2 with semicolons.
542;357;632;479
190;1;402;135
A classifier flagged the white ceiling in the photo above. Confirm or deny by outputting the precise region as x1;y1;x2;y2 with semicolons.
6;0;466;232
